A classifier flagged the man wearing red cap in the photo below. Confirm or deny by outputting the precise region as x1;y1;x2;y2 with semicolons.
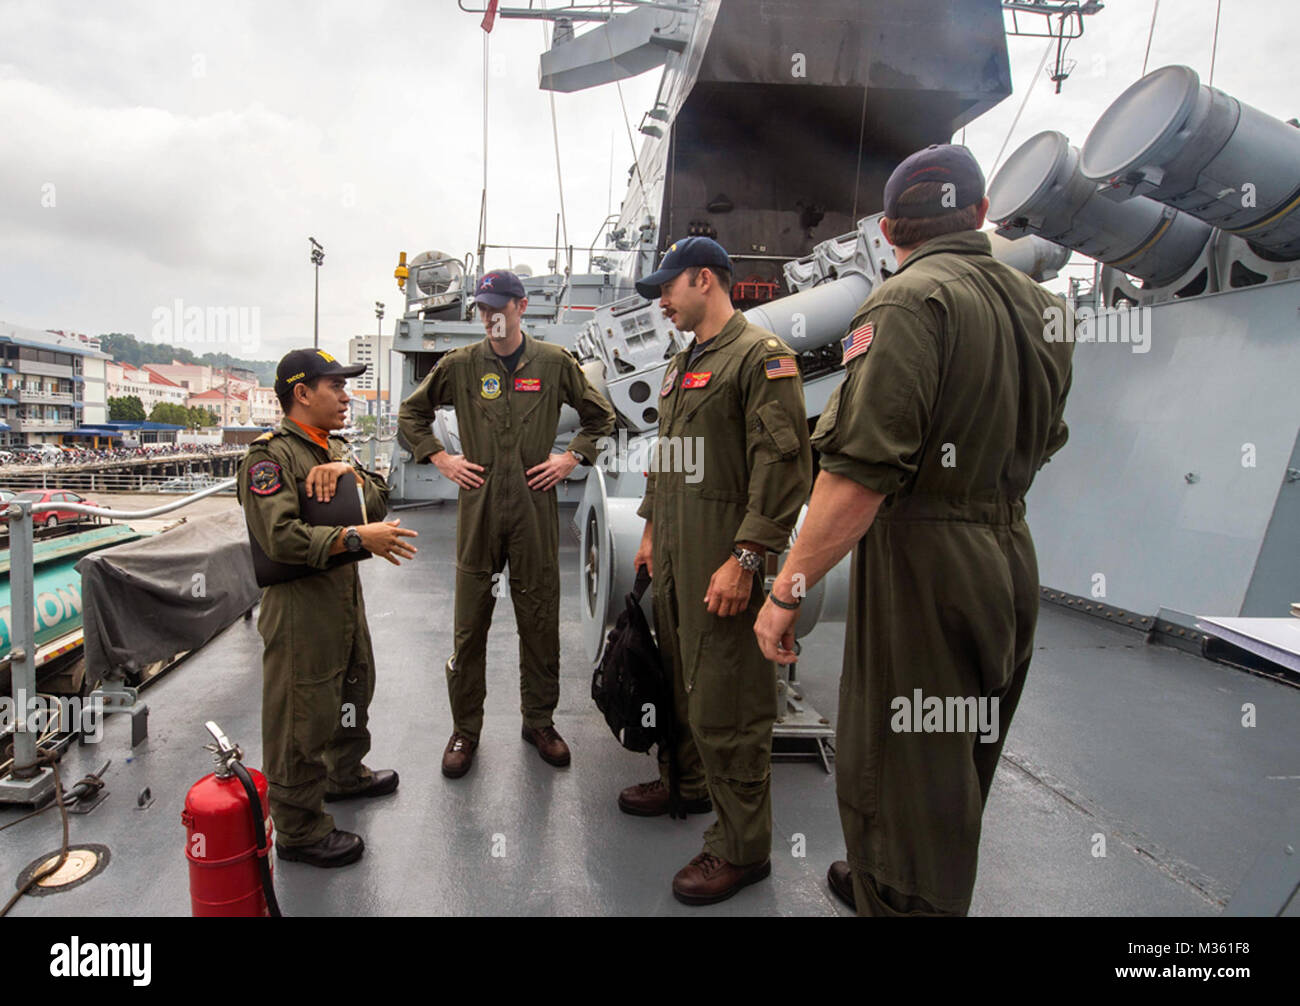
754;144;1074;916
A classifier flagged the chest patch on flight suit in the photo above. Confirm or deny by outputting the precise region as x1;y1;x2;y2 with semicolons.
841;322;874;364
765;356;798;379
682;371;712;389
660;366;677;397
248;460;283;495
514;377;540;392
481;373;501;399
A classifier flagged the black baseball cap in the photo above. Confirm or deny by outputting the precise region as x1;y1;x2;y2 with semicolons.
883;144;987;218
473;269;527;308
274;348;366;397
635;236;733;300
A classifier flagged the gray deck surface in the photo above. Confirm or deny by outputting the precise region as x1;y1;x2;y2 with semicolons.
3;504;1298;916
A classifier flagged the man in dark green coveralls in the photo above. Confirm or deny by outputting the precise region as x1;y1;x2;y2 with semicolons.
622;237;813;905
755;145;1074;915
239;348;419;868
397;270;615;778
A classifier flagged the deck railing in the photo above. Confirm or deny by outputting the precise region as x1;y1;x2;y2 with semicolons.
0;479;237;804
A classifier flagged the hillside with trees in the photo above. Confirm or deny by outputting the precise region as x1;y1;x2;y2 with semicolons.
97;333;278;387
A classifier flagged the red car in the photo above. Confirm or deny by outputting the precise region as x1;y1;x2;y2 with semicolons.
5;489;100;529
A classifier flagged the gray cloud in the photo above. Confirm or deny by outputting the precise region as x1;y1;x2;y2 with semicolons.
1;0;1293;356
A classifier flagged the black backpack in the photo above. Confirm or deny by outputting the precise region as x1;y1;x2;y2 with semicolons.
592;566;670;754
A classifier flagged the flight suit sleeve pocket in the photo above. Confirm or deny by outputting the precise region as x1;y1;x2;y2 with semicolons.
755;400;800;460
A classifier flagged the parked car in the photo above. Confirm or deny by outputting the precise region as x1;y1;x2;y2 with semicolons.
4;489;100;528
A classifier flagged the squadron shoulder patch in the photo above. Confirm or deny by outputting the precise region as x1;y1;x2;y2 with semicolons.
248;460;283;496
765;355;798;379
481;373;501;399
841;321;874;364
660;366;678;397
682;371;712;389
514;377;540;392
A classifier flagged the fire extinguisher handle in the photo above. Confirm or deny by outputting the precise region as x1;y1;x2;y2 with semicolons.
204;720;242;777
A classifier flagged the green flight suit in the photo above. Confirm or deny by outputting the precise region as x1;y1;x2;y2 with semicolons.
811;230;1074;915
638;310;813;867
397;332;615;741
237;419;391;847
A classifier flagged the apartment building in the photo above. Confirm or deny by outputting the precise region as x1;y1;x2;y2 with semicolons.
0;323;110;446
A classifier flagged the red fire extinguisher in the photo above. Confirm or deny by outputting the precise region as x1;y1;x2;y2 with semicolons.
182;720;282;917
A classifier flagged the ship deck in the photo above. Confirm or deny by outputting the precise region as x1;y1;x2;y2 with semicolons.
3;503;1298;917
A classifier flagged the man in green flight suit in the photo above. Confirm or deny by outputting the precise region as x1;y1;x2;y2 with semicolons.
397;270;615;778
620;237;813;905
239;348;419;868
754;144;1075;915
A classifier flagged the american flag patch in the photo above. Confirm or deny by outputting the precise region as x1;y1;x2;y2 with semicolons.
764;356;798;380
682;371;712;389
841;322;874;364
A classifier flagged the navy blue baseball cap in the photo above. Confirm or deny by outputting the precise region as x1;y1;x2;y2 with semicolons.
635;236;733;300
883;144;987;219
473;269;527;308
275;348;365;397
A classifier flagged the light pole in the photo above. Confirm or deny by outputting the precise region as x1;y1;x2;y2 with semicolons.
310;237;325;348
374;301;385;428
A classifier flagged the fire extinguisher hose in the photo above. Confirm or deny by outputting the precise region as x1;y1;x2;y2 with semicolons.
230;760;283;918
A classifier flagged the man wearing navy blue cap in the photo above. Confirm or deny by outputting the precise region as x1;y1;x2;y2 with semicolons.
754;143;1074;915
398;270;615;777
621;237;813;905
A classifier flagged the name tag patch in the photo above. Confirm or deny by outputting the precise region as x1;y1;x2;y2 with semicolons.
682;371;712;389
514;378;540;392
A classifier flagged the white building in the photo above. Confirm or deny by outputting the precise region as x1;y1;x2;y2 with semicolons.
0;323;111;446
248;386;281;427
106;363;190;412
348;334;394;399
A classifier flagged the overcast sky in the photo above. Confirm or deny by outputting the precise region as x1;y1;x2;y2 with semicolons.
1;0;1293;363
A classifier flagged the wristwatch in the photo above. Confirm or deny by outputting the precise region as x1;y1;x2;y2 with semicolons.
732;546;765;574
343;526;363;553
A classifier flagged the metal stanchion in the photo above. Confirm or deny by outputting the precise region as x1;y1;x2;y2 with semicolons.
0;499;57;804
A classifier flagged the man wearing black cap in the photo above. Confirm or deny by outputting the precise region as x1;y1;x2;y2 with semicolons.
397;270;615;777
238;348;419;867
622;237;812;905
754;144;1074;915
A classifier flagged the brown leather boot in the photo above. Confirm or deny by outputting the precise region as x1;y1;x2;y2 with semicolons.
618;779;713;817
827;860;856;911
521;725;570;767
671;851;771;905
441;732;477;778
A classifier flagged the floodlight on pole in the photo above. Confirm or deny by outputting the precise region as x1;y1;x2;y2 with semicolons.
310;237;325;348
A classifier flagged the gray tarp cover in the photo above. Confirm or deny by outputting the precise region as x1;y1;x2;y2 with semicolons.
76;510;260;687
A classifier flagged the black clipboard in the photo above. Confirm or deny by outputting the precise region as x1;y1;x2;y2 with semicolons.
249;480;371;587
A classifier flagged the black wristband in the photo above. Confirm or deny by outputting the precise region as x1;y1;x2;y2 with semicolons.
768;591;801;610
